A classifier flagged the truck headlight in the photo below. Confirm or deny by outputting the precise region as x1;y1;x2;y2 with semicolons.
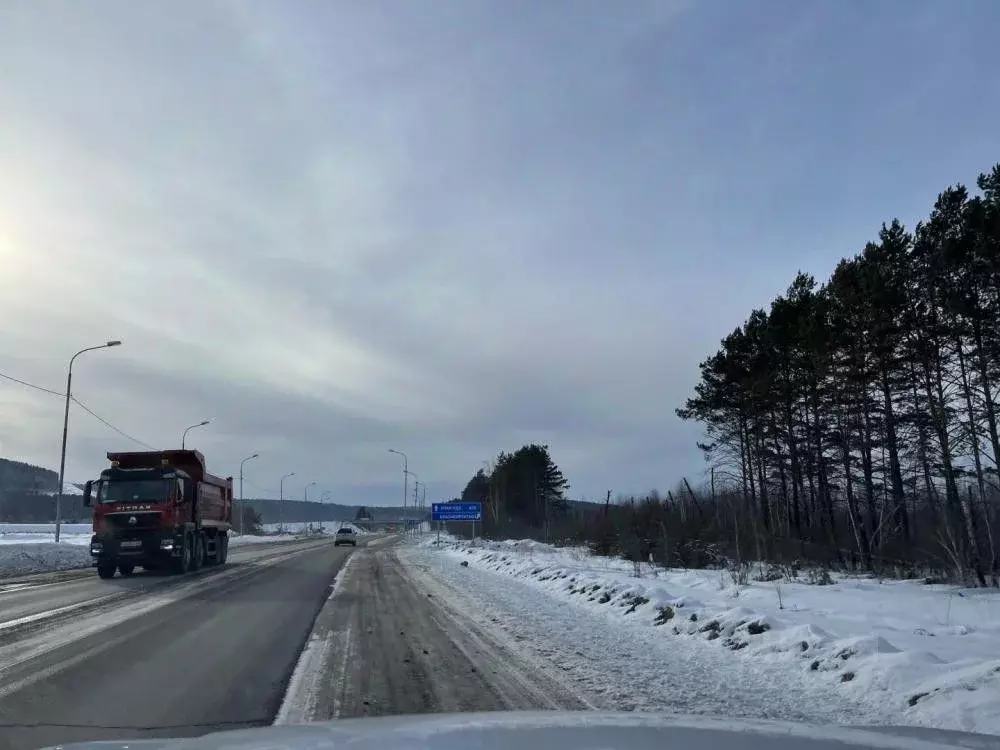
90;543;103;554
160;539;174;550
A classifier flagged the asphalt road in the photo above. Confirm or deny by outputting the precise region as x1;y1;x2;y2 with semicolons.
0;538;328;625
0;537;596;750
0;537;353;750
295;543;595;721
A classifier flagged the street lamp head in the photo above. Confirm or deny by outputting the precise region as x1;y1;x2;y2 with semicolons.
106;340;122;348
251;453;259;459
199;419;210;427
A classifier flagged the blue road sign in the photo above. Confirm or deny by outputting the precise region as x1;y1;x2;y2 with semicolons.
432;502;482;522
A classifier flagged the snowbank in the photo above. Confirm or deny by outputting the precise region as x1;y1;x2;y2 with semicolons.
0;542;92;577
416;535;1000;736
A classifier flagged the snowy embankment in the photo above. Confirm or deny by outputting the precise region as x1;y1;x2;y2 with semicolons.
0;542;93;577
408;535;1000;736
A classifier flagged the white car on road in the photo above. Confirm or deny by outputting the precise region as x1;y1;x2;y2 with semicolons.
334;527;358;546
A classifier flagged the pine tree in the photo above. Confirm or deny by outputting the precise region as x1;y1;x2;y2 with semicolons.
677;163;1000;585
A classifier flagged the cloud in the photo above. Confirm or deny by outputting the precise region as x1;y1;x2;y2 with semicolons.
1;0;997;504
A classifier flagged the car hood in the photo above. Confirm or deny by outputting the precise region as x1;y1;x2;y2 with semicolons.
39;711;1000;750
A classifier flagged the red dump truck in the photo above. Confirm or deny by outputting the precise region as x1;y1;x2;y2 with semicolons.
83;449;234;579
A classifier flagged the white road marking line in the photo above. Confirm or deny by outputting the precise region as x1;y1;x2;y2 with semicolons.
0;584;36;594
0;595;120;631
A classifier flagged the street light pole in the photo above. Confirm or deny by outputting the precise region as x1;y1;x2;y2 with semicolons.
279;472;295;534
320;490;331;531
407;472;419;536
55;340;121;544
239;453;259;535
304;481;316;532
181;419;210;450
388;448;408;517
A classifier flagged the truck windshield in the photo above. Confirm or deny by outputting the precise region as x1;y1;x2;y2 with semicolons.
98;480;172;504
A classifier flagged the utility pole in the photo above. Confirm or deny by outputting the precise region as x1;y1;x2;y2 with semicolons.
412;480;422;535
320;490;331;531
388;448;408;519
420;483;426;534
279;472;295;534
239;453;259;535
407;472;418;535
304;482;315;532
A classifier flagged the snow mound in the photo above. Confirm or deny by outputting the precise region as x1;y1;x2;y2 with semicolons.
416;534;1000;736
0;542;92;577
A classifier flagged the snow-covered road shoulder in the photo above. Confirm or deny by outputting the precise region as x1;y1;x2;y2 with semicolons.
406;536;1000;736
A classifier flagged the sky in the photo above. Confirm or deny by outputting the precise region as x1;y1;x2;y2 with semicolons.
1;0;999;507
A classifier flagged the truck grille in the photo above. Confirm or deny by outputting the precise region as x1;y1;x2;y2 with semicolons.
105;512;162;532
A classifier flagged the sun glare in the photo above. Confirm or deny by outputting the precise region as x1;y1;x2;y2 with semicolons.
0;226;32;295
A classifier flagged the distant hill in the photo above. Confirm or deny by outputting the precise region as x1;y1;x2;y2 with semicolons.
0;457;92;523
0;457;432;524
243;498;429;525
0;457;57;493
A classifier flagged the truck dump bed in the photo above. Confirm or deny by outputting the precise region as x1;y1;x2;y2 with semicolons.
107;449;210;482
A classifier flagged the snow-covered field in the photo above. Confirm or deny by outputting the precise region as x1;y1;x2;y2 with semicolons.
261;521;369;535
404;535;1000;736
0;521;367;546
0;521;366;578
0;523;92;546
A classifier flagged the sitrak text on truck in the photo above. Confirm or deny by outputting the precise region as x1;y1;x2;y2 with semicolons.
84;449;234;579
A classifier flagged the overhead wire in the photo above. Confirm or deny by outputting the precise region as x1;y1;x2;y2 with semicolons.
241;476;278;496
0;368;156;450
0;370;63;397
70;396;157;450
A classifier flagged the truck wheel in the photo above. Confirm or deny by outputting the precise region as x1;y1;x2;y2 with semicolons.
191;534;204;572
97;562;116;579
202;534;216;566
172;535;192;574
118;564;135;576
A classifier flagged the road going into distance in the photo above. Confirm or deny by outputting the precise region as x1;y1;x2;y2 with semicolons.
0;536;595;750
